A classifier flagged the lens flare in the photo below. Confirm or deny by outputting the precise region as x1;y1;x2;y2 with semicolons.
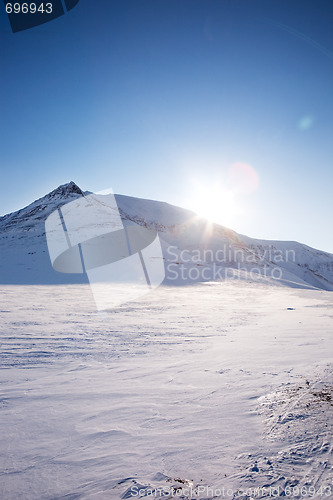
227;162;259;195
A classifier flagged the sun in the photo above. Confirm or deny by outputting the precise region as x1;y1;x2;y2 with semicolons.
186;181;239;228
185;163;259;228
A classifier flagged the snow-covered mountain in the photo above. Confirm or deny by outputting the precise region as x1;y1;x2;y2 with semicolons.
1;181;333;290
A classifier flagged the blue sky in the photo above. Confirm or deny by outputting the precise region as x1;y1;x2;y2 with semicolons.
1;0;333;252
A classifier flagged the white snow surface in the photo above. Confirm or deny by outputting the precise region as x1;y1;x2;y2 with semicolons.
0;282;332;499
1;182;333;498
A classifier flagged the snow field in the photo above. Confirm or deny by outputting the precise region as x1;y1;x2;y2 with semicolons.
0;281;332;499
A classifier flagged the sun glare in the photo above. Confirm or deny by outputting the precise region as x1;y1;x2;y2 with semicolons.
186;163;259;228
187;182;239;228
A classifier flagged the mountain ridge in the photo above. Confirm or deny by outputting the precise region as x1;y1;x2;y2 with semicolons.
0;181;333;290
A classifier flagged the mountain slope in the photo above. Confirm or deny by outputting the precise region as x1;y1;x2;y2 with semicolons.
0;182;333;290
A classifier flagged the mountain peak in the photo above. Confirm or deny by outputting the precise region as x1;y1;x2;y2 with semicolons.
0;182;85;231
48;181;84;198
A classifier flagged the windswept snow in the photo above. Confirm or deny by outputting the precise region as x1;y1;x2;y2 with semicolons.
1;183;332;498
0;282;332;499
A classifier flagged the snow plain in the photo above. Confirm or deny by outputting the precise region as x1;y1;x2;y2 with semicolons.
0;281;332;499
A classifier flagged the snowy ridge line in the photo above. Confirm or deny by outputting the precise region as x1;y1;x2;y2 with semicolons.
0;181;333;290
